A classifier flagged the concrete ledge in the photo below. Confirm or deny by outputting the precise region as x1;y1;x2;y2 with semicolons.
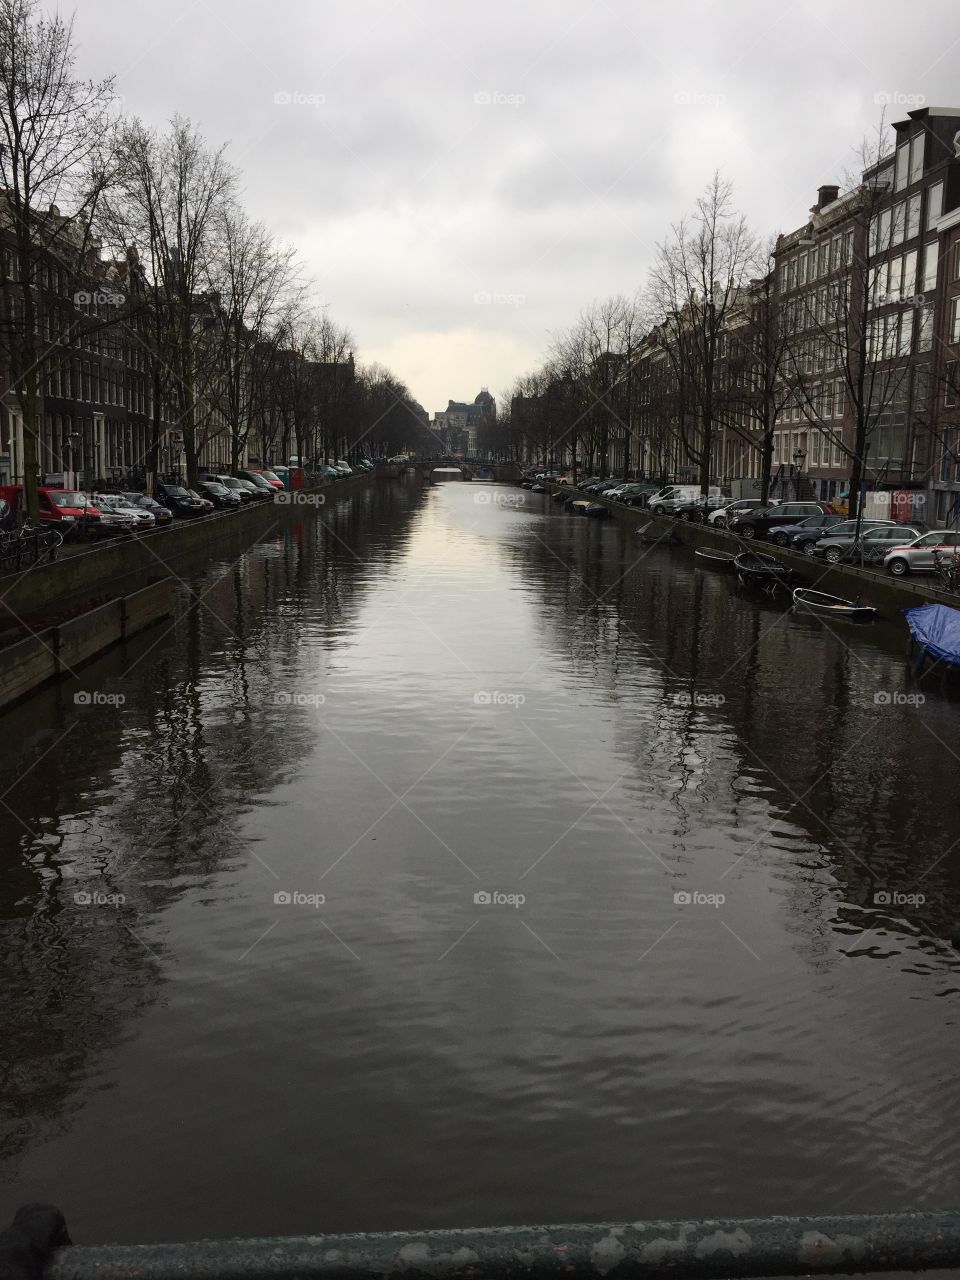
0;632;58;709
56;599;124;670
549;484;960;616
0;576;177;712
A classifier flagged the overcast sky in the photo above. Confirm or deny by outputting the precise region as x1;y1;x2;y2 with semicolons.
74;0;957;415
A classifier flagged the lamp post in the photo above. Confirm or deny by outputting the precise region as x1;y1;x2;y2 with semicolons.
64;431;80;490
792;446;806;500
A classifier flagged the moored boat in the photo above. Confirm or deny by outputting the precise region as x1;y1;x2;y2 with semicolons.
904;603;960;669
585;503;608;518
792;588;876;621
734;550;797;590
569;498;592;514
694;547;736;571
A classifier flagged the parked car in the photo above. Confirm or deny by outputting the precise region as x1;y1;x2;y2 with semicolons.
730;501;833;539
197;481;242;510
236;477;273;501
239;468;283;492
811;525;923;565
334;460;354;476
767;513;845;548
94;493;155;531
707;498;776;527
212;475;256;504
614;484;660;507
89;493;139;535
883;530;960;576
122;493;173;527
667;494;730;521
154;482;208;518
185;488;215;514
790;517;893;555
0;485;105;539
648;485;724;514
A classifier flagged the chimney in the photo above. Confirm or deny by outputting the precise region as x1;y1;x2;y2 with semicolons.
817;185;839;211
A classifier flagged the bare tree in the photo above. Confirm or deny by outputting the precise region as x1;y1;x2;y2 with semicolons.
647;172;761;495
110;115;237;486
207;207;301;474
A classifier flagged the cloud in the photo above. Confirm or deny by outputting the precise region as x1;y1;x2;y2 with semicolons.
74;0;959;413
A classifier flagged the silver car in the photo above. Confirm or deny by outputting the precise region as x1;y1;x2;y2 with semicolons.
883;530;960;577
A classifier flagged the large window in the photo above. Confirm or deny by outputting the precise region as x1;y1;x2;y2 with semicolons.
951;297;960;345
923;241;939;293
907;193;922;239
910;132;925;184
917;307;934;352
927;181;944;230
895;143;909;191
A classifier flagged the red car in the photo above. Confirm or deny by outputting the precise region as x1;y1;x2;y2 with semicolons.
0;485;102;539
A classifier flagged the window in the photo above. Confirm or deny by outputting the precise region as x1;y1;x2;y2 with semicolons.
912;365;929;414
910;133;924;184
833;438;843;466
951;298;960;345
844;231;854;264
899;310;913;356
778;263;787;290
895;143;909;191
927;181;944;230
907;193;922;239
798;253;807;286
834;379;845;418
832;236;842;270
818;242;829;277
810;429;821;465
923;241;939;293
947;363;958;408
903;249;918;301
891;202;905;247
918;306;933;352
878;210;891;254
953;240;960;281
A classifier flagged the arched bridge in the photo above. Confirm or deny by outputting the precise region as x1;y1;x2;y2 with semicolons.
379;460;521;483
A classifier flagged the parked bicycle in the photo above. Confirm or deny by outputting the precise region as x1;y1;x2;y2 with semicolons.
0;523;64;575
932;547;960;592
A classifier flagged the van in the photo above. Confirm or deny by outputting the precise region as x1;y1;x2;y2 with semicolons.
648;485;722;513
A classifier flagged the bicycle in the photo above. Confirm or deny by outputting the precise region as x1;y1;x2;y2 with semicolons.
932;547;960;592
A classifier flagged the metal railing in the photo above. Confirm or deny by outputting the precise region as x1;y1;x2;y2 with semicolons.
45;1213;960;1280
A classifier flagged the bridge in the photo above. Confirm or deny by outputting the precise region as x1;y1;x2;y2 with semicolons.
378;460;521;483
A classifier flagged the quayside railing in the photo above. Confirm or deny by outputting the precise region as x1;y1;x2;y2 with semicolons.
46;1212;960;1279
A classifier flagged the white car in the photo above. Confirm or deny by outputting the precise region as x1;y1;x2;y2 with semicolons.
94;493;154;531
883;530;960;576
708;497;778;527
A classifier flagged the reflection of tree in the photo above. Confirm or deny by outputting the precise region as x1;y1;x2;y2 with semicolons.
506;519;960;947
0;486;422;1174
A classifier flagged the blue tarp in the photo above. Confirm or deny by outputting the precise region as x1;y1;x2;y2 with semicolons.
904;603;960;666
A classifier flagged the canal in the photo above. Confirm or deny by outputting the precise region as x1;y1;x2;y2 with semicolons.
2;477;960;1245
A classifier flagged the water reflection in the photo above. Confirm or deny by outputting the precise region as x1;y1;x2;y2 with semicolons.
2;478;960;1243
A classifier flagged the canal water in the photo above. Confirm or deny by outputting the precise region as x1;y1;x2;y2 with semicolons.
2;477;960;1244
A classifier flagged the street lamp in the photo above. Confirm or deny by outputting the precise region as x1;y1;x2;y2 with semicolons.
792;446;806;500
64;431;80;490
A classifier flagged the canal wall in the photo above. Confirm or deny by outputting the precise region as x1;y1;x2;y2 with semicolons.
0;578;176;711
545;484;960;617
0;471;375;622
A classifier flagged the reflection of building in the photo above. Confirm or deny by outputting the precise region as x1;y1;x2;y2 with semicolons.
432;389;496;456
